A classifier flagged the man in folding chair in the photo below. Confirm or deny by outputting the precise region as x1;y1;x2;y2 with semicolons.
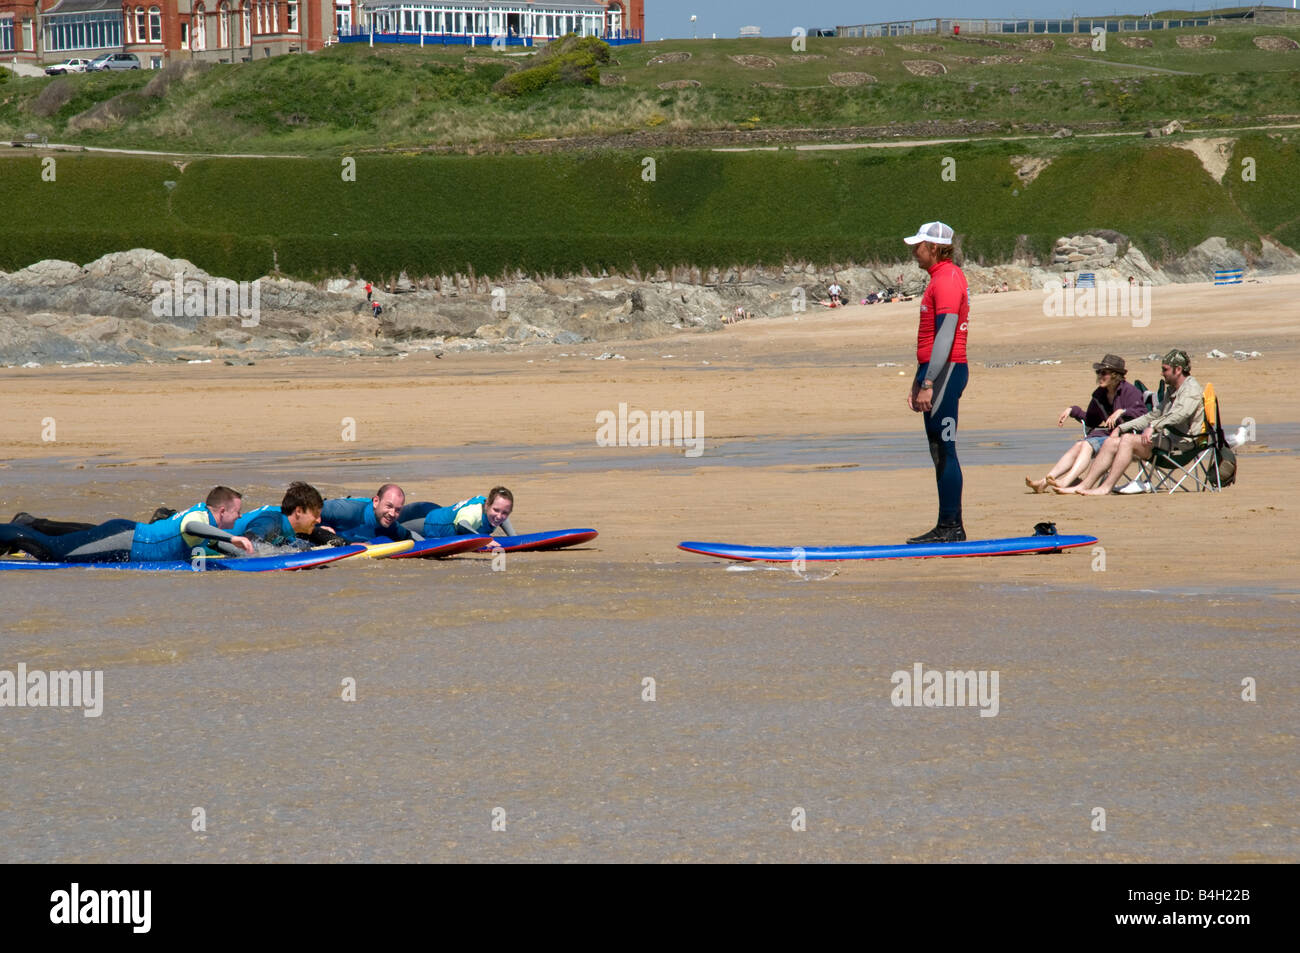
1066;349;1204;496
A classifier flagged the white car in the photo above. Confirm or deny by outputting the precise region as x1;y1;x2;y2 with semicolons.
45;58;92;75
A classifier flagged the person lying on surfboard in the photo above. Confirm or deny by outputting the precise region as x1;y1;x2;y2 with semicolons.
399;486;515;551
230;482;348;551
321;484;420;543
0;486;255;563
0;504;186;556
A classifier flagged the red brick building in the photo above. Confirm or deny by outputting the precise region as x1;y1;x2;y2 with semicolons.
1;0;343;65
3;0;641;65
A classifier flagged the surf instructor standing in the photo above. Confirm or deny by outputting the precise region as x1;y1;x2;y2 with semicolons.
903;221;969;544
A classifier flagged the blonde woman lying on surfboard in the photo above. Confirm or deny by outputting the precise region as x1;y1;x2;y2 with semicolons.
399;487;516;551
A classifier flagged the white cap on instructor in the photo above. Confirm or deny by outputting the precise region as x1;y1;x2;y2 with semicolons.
904;222;954;245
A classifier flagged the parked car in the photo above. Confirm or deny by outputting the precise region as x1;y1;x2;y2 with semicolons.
45;58;92;75
86;53;141;71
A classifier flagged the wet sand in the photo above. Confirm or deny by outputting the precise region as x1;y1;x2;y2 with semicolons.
1;276;1297;861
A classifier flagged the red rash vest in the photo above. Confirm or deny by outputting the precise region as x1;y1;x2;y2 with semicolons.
916;259;970;364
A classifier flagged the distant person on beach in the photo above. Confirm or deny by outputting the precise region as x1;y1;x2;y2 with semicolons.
400;487;515;551
903;221;970;543
1026;354;1145;493
828;282;842;307
0;486;254;562
1055;349;1204;496
365;281;373;302
322;484;416;542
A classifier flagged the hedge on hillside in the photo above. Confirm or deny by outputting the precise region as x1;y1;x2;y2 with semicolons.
493;34;611;97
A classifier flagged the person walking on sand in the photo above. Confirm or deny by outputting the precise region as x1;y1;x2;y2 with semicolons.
903;221;970;543
365;281;373;302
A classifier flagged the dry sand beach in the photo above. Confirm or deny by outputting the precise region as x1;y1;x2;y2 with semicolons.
0;275;1297;862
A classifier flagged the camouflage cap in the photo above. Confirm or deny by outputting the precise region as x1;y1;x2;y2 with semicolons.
1162;348;1191;371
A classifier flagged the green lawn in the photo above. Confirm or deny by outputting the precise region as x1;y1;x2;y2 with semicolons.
1;26;1297;154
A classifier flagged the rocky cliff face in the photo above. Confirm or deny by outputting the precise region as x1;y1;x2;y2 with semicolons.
2;236;1297;366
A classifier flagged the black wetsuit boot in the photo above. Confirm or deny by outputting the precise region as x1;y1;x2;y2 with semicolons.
906;512;967;545
10;514;97;535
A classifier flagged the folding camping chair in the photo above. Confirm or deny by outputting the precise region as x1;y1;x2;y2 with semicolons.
1136;382;1233;492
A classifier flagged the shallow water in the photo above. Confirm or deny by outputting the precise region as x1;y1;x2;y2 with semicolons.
2;557;1295;862
3;423;1294;490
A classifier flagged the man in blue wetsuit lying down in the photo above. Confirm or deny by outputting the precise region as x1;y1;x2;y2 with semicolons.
321;484;418;543
0;486;255;563
399;486;515;551
230;482;347;550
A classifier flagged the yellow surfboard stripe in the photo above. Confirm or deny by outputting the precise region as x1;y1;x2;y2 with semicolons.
357;539;416;559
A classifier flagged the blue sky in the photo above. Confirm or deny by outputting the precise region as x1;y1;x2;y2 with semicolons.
643;3;1230;39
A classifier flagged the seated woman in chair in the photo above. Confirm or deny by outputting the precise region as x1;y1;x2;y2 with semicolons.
1026;354;1145;492
1059;349;1204;495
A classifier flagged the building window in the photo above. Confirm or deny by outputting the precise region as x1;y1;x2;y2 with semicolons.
288;0;298;33
194;4;206;49
180;20;188;48
150;6;161;42
335;2;351;35
219;2;229;46
41;11;123;51
136;7;146;43
0;17;12;53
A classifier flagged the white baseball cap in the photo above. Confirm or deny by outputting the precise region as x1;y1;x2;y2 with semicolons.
903;222;954;245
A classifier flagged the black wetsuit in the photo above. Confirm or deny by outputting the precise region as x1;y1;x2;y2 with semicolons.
0;520;140;562
0;512;241;563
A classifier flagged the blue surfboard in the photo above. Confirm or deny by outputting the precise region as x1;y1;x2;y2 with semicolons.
0;544;367;572
477;529;598;553
678;535;1098;562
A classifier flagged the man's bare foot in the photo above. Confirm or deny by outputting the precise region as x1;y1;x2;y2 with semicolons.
1050;483;1080;494
1077;486;1114;496
1025;476;1047;493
